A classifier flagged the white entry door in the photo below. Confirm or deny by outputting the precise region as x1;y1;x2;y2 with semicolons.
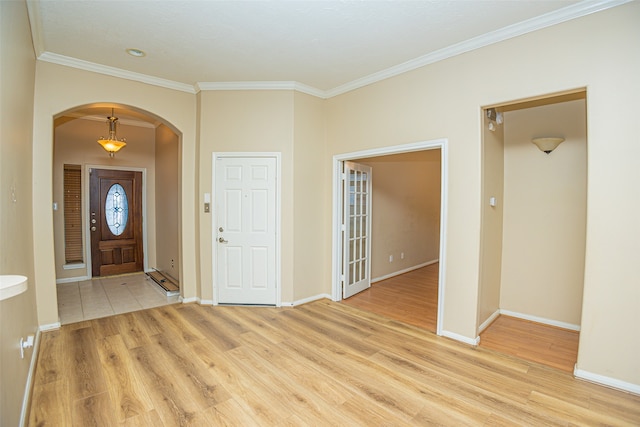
215;156;277;305
343;161;372;298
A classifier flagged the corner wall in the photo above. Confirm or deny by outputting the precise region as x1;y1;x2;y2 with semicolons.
155;124;180;281
0;2;39;426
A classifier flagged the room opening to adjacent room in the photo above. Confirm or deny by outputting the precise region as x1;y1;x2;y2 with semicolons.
333;140;446;334
52;105;182;324
478;89;587;372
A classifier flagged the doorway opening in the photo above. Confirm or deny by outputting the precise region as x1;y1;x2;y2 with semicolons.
52;104;182;323
332;140;448;336
478;89;587;371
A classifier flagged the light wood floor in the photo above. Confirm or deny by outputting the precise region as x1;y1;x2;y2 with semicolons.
29;300;640;426
342;263;439;332
342;264;580;372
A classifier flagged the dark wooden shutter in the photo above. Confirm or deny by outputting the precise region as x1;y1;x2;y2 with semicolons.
64;165;83;263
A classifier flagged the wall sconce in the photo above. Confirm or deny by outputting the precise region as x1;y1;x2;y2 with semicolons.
531;137;564;154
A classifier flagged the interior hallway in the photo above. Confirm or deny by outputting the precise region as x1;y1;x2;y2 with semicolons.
341;263;579;372
56;272;179;325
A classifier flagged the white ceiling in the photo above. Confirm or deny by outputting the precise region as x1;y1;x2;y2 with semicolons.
29;0;623;99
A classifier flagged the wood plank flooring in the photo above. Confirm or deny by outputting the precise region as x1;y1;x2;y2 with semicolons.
342;263;580;372
29;300;640;426
480;315;579;373
342;263;439;331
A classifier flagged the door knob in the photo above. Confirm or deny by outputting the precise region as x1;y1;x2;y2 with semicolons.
91;226;97;232
218;237;228;243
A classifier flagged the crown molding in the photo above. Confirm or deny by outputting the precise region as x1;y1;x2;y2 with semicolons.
324;0;631;98
196;81;326;98
37;52;197;94
31;0;628;99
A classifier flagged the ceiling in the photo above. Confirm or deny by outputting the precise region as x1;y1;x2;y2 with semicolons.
28;0;625;101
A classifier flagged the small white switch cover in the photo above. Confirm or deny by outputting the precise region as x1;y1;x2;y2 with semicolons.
489;197;496;207
52;202;58;211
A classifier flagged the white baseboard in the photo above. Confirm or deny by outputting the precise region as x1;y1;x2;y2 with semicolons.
180;296;197;304
574;367;640;395
441;330;480;346
197;298;214;305
19;328;42;427
478;309;500;334
500;309;580;331
56;275;90;284
39;322;61;331
371;259;439;283
281;293;332;307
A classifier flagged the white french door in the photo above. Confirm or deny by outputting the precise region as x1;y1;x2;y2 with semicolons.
214;156;277;305
343;161;372;298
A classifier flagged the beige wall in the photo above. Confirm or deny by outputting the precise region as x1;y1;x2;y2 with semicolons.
32;61;197;325
360;150;441;279
478;114;505;327
292;92;328;301
53;118;157;279
6;0;638;398
326;3;640;385
155;124;180;280
197;90;295;303
500;100;586;325
0;2;39;426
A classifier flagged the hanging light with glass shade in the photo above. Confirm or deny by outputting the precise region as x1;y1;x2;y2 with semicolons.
97;108;127;157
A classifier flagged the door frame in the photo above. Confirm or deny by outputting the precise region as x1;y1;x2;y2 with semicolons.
84;165;149;277
211;152;282;307
332;139;448;336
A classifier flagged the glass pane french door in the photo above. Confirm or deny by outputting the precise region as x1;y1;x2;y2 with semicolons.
343;161;372;298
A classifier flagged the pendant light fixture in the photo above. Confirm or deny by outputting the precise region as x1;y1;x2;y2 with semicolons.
97;108;127;157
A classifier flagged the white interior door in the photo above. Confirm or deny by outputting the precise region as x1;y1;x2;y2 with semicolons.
343;161;372;298
215;156;277;305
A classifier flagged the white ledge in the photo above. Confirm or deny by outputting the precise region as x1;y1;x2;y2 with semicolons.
0;275;28;301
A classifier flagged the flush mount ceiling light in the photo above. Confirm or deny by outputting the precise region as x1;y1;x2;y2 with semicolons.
532;137;564;154
126;48;146;57
97;108;127;157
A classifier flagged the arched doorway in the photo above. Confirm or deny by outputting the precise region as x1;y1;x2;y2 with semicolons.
51;104;182;323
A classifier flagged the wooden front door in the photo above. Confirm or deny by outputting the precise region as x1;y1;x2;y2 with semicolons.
90;168;143;277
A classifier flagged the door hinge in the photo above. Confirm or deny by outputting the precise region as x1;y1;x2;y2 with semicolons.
340;223;346;231
341;173;346;180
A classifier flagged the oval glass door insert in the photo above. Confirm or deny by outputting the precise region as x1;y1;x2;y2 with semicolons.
105;183;129;235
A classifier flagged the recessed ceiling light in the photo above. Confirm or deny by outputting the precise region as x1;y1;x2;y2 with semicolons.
126;48;146;57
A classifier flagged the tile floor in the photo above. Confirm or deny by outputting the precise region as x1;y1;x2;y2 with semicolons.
56;272;180;325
